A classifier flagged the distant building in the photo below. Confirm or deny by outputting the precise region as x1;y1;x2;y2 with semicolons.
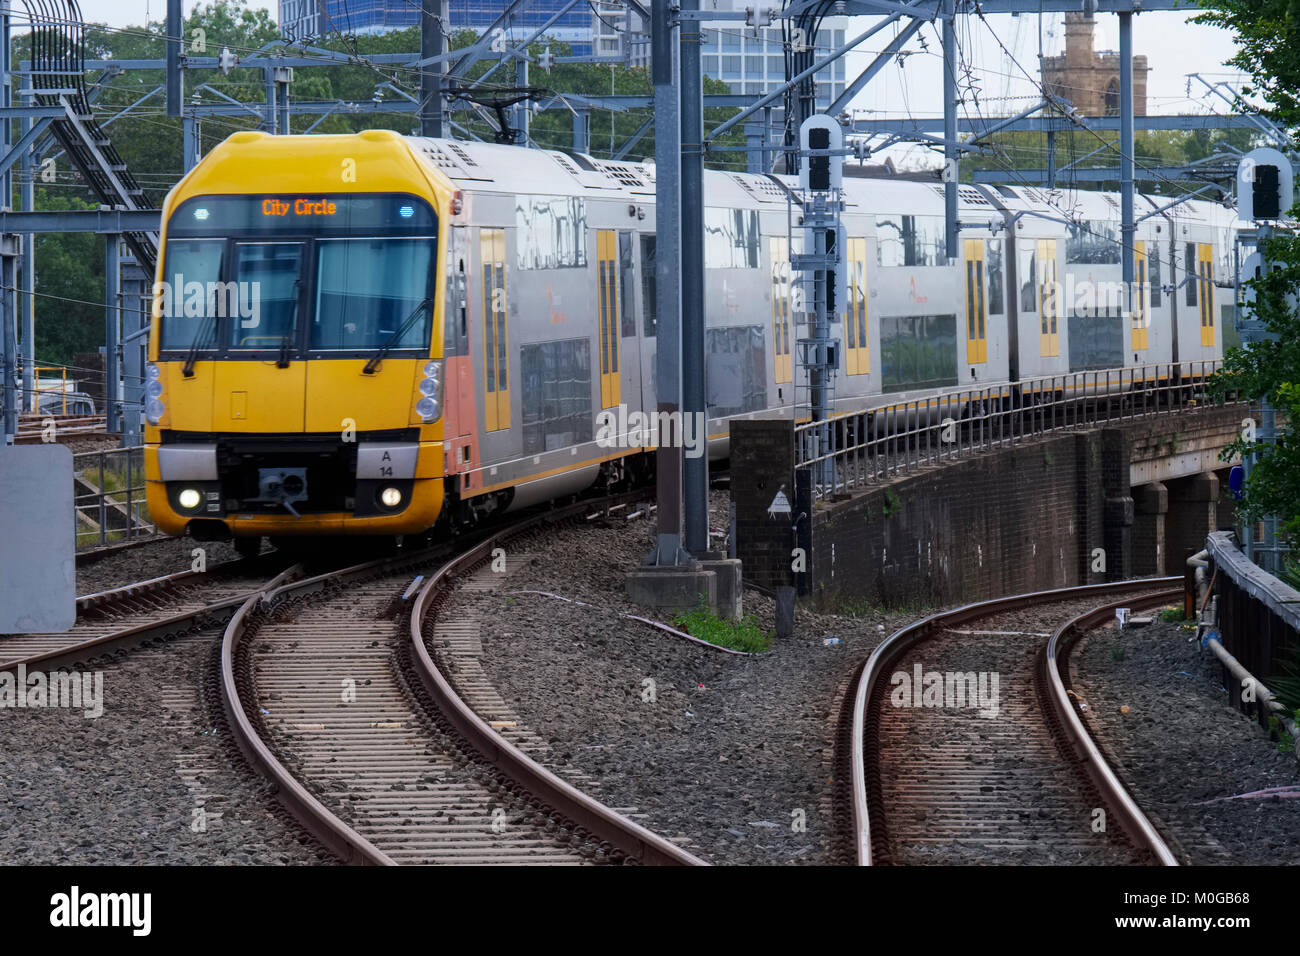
591;0;847;108
1040;13;1149;116
279;0;595;55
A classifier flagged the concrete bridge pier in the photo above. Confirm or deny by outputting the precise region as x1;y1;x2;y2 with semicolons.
1166;472;1220;570
1132;481;1168;576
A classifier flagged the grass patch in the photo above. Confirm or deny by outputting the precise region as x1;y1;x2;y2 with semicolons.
673;601;772;653
1158;606;1189;623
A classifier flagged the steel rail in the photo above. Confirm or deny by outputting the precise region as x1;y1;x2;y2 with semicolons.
848;576;1181;865
1042;589;1182;866
220;494;704;866
407;504;707;867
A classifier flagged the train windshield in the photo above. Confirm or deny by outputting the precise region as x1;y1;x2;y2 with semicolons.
159;194;437;358
311;238;433;351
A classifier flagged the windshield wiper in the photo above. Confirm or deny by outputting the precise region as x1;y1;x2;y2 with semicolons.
277;334;292;369
363;297;432;375
182;309;217;378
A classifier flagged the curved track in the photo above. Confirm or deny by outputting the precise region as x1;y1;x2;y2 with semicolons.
844;579;1181;866
221;501;705;866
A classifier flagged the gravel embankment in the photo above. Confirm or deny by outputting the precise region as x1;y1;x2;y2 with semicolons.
0;627;335;865
457;494;926;865
1073;616;1300;864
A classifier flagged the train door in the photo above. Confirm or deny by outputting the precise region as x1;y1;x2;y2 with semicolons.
442;225;477;486
1196;242;1215;348
768;236;793;389
214;239;307;432
1131;240;1149;353
481;228;509;431
618;231;641;418
844;236;870;375
963;238;987;365
1037;238;1060;357
597;229;621;409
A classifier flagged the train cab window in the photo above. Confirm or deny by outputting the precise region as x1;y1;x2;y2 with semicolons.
229;242;301;349
310;237;434;351
158;239;225;351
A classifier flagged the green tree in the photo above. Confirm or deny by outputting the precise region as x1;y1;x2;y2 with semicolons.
1195;0;1300;538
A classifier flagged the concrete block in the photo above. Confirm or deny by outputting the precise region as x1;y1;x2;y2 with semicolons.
625;564;717;617
698;557;742;621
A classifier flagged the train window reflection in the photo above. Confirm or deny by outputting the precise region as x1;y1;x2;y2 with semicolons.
704;208;759;269
876;215;945;267
312;237;434;351
516;196;587;270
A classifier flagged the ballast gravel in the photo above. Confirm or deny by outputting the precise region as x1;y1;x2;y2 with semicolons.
1073;616;1300;864
460;494;924;865
0;627;335;865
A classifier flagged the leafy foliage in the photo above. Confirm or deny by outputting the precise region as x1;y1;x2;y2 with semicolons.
1192;0;1300;541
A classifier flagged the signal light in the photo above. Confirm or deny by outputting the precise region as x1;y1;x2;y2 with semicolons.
808;127;831;191
1254;164;1281;220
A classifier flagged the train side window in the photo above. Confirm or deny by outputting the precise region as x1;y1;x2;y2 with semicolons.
986;241;1004;316
1149;251;1162;307
619;231;636;338
640;234;657;337
1020;243;1037;314
1185;242;1198;307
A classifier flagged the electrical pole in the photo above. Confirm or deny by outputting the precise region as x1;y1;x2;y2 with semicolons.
651;0;684;567
681;0;708;556
942;0;958;259
166;0;182;117
421;0;447;138
1119;12;1136;296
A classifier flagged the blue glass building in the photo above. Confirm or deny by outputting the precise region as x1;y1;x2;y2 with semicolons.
280;0;595;54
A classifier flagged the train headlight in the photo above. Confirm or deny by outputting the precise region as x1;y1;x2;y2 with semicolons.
177;488;201;510
145;363;164;424
380;486;402;508
416;359;443;422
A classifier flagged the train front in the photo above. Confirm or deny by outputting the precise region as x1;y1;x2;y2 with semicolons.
143;130;449;547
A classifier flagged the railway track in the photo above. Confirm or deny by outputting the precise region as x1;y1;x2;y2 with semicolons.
0;555;296;671
843;579;1182;866
221;499;705;866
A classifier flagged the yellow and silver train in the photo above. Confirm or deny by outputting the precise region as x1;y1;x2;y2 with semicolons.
144;129;1239;550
